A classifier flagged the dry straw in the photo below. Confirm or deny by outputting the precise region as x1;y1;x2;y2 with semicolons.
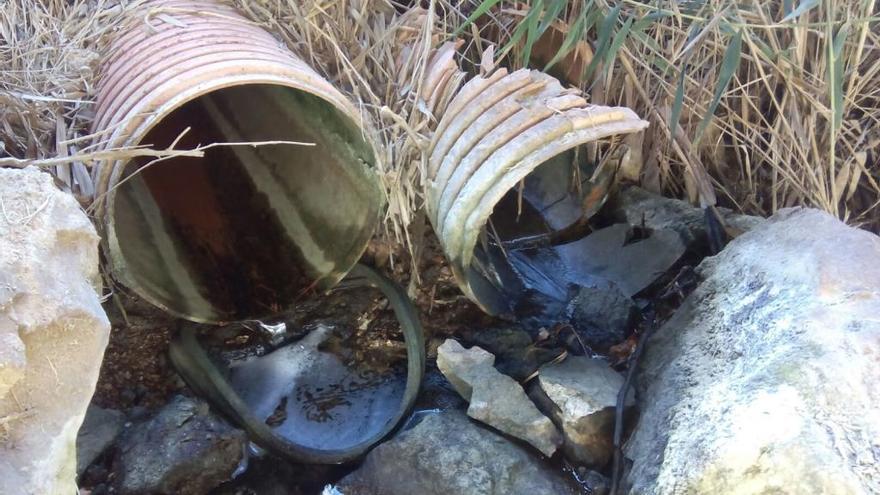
454;0;880;232
2;0;878;243
0;0;152;199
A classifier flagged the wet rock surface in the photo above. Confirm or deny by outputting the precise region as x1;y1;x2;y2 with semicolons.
625;208;880;494
461;326;561;381
480;186;685;355
76;405;125;476
565;282;638;353
557;223;685;298
436;339;561;456
471;157;686;330
113;396;247;495
333;411;578;495
536;357;634;469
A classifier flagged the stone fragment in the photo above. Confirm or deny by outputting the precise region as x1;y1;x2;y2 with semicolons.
566;281;638;352
334;411;577;495
556;224;686;297
0;167;111;495
537;356;633;467
436;339;561;456
625;208;880;494
608;186;764;250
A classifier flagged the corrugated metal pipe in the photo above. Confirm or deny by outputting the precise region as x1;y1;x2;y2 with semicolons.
425;68;650;314
90;0;384;324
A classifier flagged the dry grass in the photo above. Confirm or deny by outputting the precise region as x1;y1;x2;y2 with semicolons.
0;0;465;282
0;1;149;198
230;1;472;279
2;0;878;247
613;0;880;232
449;0;880;232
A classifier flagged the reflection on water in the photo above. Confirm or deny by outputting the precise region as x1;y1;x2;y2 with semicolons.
297;367;393;423
228;325;406;450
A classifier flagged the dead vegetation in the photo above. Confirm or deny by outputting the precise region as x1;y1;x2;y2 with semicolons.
0;0;878;255
452;0;880;231
0;0;143;198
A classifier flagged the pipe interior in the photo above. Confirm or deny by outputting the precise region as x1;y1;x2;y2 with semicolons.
466;146;597;316
112;84;380;323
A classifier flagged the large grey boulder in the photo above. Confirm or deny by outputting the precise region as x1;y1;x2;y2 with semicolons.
537;356;634;468
114;396;247;495
0;167;111;495
436;339;561;456
625;208;880;494
333;411;578;495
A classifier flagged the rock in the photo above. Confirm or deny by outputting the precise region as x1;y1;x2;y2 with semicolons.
333;411;578;495
413;367;468;412
556;223;686;297
625;208;880;494
536;356;633;468
213;451;342;495
573;468;611;495
114;396;247;495
609;186;764;251
436;339;561;456
76;405;125;475
463;326;560;381
0;167;111;495
566;281;638;352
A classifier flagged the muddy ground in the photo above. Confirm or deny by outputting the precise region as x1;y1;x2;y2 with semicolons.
85;219;696;494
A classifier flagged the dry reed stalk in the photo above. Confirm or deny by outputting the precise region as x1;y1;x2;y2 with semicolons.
442;0;880;232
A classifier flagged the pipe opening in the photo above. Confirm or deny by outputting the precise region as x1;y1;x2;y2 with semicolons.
464;146;600;316
111;84;382;323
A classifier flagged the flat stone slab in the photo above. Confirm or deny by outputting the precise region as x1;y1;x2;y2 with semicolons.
437;339;561;456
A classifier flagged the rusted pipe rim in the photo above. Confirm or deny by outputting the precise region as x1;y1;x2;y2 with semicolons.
91;0;385;323
425;68;649;312
433;92;586;234
99;73;378;324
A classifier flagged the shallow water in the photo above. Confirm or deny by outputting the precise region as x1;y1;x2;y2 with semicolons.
228;325;406;451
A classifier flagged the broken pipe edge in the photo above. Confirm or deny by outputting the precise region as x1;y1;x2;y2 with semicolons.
425;68;649;314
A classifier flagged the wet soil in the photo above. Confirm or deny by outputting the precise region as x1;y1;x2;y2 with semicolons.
85;234;505;493
93;291;182;410
85;224;697;494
